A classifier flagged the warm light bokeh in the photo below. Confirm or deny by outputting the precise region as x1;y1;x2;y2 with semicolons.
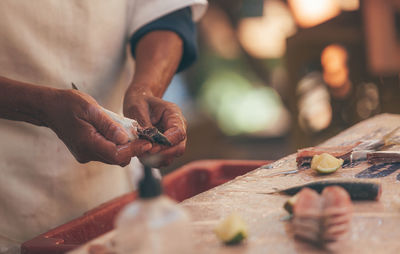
288;0;341;28
321;44;352;98
199;6;240;59
238;0;296;58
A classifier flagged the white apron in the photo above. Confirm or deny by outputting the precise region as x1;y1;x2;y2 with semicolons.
0;1;207;253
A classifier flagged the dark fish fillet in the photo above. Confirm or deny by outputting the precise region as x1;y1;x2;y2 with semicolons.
367;151;400;164
276;180;381;201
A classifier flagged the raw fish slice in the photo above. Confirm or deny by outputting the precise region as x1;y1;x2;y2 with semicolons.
293;225;320;243
323;222;350;237
293;188;323;216
323;206;352;217
321;186;353;243
292;188;323;243
296;143;360;167
323;213;352;228
322;224;350;242
293;216;321;234
321;186;353;213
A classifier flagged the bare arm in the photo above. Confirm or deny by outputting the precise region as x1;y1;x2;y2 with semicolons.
124;31;187;166
0;76;151;166
0;76;51;126
126;30;183;98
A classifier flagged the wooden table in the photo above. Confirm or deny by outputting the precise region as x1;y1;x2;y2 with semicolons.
181;113;400;254
70;113;400;254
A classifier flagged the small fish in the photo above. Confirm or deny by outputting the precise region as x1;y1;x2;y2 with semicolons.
268;179;381;201
137;127;172;146
71;83;171;146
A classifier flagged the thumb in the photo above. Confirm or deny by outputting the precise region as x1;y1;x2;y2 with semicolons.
117;139;153;160
88;105;130;145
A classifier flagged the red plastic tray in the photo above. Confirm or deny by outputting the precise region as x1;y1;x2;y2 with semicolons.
21;159;271;254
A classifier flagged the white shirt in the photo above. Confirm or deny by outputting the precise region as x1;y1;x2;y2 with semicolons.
0;1;207;253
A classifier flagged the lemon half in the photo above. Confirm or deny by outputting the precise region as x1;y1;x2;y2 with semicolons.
311;153;344;174
214;213;248;244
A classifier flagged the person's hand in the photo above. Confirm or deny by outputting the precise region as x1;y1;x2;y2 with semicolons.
123;92;187;167
43;89;152;166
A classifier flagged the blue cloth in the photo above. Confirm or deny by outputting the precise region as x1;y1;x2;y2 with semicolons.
130;7;197;72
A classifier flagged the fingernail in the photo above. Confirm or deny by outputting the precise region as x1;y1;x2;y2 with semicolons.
141;143;152;153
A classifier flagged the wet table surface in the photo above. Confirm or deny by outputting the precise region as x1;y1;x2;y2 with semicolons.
70;113;400;254
181;113;400;254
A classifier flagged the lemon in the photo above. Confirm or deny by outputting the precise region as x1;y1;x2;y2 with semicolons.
214;212;248;244
311;153;344;174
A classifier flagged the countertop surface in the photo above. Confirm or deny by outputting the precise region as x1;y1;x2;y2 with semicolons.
181;113;400;254
71;113;400;254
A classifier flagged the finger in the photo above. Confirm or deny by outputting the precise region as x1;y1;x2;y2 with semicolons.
82;123;151;165
163;125;186;146
146;130;186;155
137;139;186;167
87;105;130;145
86;131;123;164
157;110;187;145
157;139;187;162
159;157;174;167
138;154;173;168
148;145;162;155
116;139;153;161
124;101;152;128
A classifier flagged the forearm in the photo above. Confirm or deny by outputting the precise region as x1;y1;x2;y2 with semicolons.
0;76;55;126
126;31;183;98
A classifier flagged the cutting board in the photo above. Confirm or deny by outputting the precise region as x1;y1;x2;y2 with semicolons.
181;113;400;254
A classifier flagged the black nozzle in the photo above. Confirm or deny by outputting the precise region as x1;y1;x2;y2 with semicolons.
138;163;163;199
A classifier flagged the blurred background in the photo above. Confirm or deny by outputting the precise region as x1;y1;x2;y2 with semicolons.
163;0;400;173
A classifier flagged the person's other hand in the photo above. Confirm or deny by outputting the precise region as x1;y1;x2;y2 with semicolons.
44;89;152;166
123;93;187;167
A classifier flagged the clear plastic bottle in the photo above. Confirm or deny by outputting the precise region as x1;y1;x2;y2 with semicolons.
113;163;193;254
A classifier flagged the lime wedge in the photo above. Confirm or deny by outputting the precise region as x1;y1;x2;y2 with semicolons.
283;194;299;214
214;213;248;244
311;153;344;174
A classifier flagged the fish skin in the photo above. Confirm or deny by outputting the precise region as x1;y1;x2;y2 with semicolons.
367;151;400;164
277;180;381;201
138;127;172;146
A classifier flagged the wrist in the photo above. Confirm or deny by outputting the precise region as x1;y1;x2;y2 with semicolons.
124;83;158;112
36;87;63;127
126;82;156;98
0;76;59;126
